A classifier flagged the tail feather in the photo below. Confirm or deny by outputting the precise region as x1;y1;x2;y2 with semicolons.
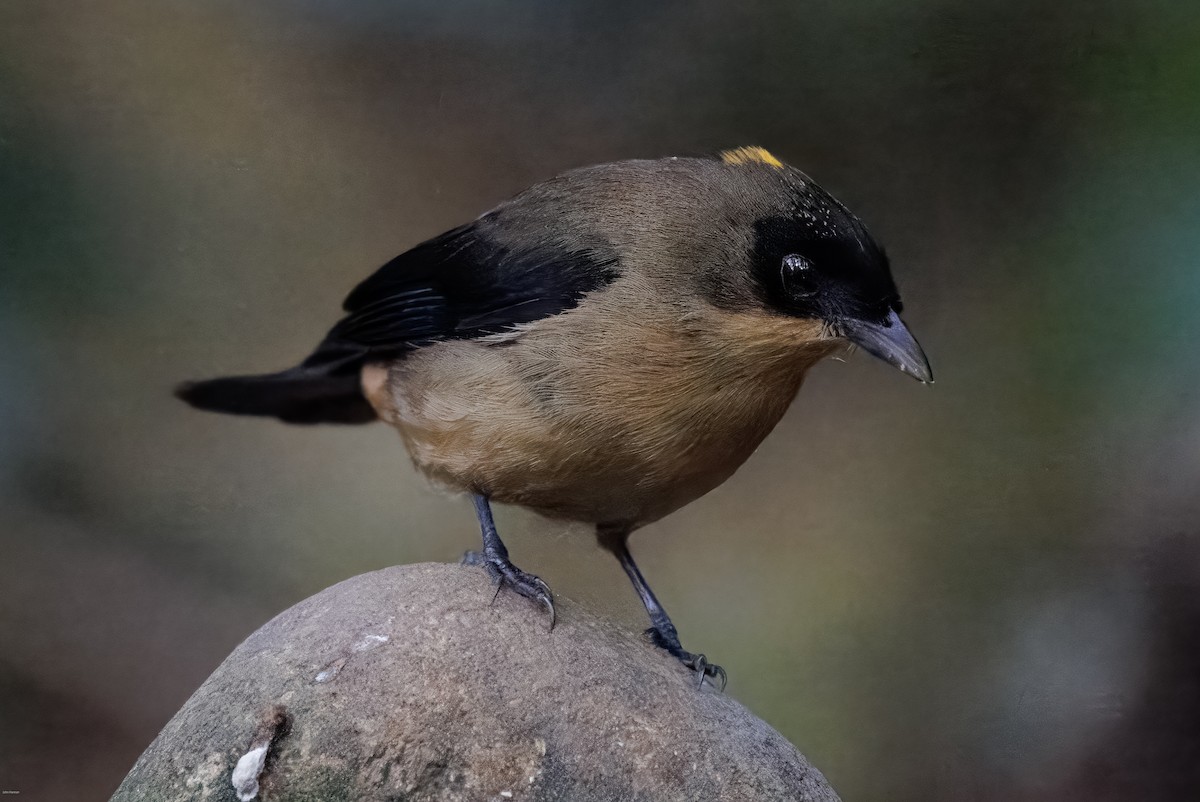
175;367;377;425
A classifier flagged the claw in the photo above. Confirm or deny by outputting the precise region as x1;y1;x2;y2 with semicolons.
645;625;726;691
683;653;726;691
467;551;555;630
692;654;708;690
704;661;727;692
528;575;557;630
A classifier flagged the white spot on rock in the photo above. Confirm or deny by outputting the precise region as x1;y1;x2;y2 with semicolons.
352;633;390;652
231;744;269;802
314;656;348;683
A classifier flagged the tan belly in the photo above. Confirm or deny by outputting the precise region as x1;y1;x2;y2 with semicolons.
363;299;836;528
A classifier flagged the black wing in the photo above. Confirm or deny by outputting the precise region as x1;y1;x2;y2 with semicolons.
313;219;620;362
177;217;620;425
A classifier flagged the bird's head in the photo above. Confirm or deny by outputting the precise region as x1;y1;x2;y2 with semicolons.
708;147;932;383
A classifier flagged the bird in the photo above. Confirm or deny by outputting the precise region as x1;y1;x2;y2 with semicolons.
177;146;931;689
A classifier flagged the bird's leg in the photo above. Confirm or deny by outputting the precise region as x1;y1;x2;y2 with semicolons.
599;526;726;691
462;494;555;628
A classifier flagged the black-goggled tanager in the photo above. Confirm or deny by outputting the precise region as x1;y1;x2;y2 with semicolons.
178;147;932;689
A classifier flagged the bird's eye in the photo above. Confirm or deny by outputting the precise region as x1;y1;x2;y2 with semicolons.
781;254;818;298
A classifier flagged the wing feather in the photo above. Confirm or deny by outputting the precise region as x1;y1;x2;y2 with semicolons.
315;219;620;358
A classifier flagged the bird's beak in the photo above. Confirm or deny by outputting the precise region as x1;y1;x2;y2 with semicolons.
839;309;933;383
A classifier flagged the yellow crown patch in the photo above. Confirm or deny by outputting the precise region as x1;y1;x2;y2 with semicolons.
719;146;784;169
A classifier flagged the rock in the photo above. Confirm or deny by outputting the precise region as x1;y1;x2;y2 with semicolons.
111;562;839;802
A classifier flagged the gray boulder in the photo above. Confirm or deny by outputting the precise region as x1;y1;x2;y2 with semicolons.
112;562;839;801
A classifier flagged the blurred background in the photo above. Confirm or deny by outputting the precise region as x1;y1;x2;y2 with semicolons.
3;1;1199;799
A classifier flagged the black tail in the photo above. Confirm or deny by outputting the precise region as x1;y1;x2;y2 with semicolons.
175;365;377;425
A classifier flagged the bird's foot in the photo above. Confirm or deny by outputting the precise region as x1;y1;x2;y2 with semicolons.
461;550;556;629
646;621;727;691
